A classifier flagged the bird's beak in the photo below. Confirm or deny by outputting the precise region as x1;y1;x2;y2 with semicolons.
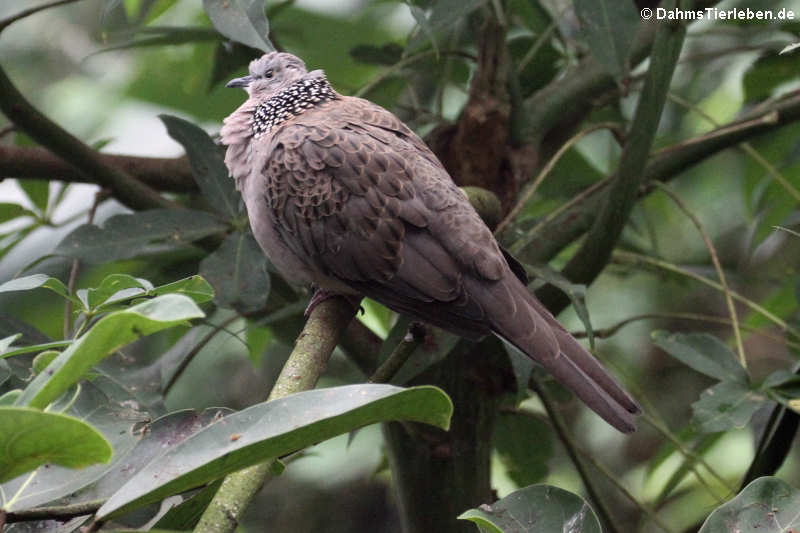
226;75;254;88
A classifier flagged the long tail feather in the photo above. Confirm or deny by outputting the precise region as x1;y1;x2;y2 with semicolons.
474;275;640;433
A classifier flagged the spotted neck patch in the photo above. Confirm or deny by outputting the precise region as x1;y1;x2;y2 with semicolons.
252;76;338;137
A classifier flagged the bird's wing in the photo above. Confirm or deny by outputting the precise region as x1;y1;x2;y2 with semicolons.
260;98;513;338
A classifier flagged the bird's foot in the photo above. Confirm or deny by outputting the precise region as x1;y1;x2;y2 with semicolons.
305;289;364;317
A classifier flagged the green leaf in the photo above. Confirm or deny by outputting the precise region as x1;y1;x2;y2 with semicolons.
574;0;639;79
699;477;800;532
203;0;273;53
54;208;228;263
15;295;204;409
0;407;112;484
692;381;768;433
525;264;593;347
493;413;552;487
654;432;724;506
97;384;452;519
652;331;748;384
86;274;151;310
32;350;60;375
350;43;404;65
0;334;21;354
61;407;231;512
502;340;535;403
18;180;49;214
1;340;73;360
743;53;800;103
92;26;219;55
209;40;260;89
199;231;270;312
0;377;149;512
459;484;602;532
0;202;35;223
0;274;72;301
0;359;9;387
406;0;487;53
160;115;239;218
152;478;223;530
0;390;21;405
151;275;214;304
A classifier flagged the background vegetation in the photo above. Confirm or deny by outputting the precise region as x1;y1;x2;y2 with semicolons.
1;0;800;532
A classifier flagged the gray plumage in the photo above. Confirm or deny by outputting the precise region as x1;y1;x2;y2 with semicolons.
222;52;640;432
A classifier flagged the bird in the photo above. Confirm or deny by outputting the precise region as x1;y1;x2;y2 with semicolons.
221;52;641;433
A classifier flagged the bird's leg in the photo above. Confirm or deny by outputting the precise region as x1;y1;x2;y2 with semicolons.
305;286;364;317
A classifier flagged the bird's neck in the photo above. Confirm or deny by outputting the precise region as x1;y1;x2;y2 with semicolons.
251;76;338;138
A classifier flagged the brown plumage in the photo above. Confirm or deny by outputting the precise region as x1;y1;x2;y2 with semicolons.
222;52;640;432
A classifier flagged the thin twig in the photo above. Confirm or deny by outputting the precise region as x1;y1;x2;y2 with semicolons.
517;22;556;73
163;314;241;396
0;0;82;33
514;406;677;532
4;499;103;523
495;122;622;235
570;311;800;350
613;250;800;339
353;50;477;99
653;182;746;369
368;323;424;383
527;376;623;533
63;190;104;339
665;93;799;202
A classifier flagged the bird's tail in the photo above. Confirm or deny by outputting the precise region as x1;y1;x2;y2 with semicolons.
474;276;641;433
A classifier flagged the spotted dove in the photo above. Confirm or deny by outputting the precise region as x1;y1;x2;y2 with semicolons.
222;52;640;432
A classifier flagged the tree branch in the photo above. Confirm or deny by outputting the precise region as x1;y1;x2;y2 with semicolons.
4;499;103;523
193;297;357;533
514;88;800;271
522;0;719;147
0;144;196;192
0;0;81;33
0;63;175;210
535;1;686;314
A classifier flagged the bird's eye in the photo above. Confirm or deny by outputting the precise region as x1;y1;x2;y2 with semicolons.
264;69;274;79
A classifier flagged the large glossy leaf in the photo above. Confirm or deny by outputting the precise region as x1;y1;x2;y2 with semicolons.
15;295;204;409
0;378;148;512
459;484;602;532
54;209;228;263
699;477;800;532
692;381;768;433
574;0;639;79
160;115;240;218
199;231;270;312
62;408;231;508
652;331;748;384
203;0;272;52
98;384;452;519
0;407;111;485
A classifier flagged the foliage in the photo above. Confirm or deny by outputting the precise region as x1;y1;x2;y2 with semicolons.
0;0;800;532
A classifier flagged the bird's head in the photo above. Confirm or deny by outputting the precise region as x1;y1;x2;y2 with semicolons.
226;52;314;100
